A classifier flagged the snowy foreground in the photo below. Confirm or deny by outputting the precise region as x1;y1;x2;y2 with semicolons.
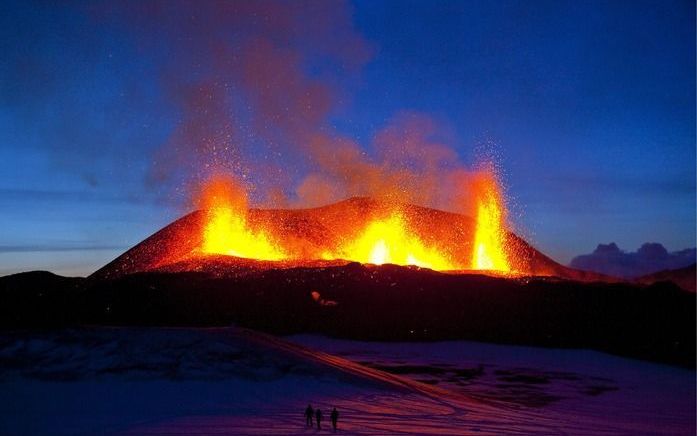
0;328;694;435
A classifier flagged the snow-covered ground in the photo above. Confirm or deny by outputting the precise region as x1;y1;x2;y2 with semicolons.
0;328;693;435
289;335;696;434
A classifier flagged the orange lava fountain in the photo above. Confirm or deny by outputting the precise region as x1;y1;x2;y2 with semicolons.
199;176;286;261
471;172;510;272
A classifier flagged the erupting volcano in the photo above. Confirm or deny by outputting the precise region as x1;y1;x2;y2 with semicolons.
94;169;605;282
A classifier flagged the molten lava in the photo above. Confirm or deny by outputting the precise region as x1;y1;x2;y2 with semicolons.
199;176;286;261
202;207;286;260
196;169;514;273
330;213;457;270
471;173;510;272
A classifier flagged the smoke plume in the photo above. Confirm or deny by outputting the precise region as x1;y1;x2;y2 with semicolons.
89;0;500;217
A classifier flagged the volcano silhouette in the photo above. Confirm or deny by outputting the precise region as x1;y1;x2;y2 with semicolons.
92;197;606;282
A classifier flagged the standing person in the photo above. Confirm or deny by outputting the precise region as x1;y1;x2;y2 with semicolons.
315;408;323;430
330;407;339;432
304;404;314;427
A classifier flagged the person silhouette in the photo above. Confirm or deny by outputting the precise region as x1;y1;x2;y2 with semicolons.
304;404;314;427
330;407;339;432
315;408;323;430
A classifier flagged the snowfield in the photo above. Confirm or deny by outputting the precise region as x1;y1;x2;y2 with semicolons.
0;328;693;435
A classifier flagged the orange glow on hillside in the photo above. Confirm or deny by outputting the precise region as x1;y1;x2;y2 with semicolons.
471;173;510;272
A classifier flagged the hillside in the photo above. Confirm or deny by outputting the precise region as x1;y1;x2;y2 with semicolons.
91;197;608;281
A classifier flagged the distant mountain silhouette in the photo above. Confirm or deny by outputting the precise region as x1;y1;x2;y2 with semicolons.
636;263;696;292
569;243;696;279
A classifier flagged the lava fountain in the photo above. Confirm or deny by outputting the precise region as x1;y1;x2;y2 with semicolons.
199;175;286;261
470;170;510;272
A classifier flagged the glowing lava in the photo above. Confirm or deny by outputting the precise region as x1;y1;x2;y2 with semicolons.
334;213;457;270
471;175;510;272
202;207;286;260
195;169;515;273
199;176;286;261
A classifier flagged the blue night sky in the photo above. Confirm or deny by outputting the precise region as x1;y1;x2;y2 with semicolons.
0;0;694;276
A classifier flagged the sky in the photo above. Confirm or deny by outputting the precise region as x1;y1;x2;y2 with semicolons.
0;0;694;276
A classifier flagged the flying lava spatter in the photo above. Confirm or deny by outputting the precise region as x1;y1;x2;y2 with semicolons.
196;168;512;273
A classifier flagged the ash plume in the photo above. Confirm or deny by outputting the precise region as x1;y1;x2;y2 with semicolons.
91;1;370;192
88;0;500;216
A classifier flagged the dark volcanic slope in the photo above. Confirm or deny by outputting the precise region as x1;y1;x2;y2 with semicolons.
2;264;693;367
92;197;607;281
0;271;84;326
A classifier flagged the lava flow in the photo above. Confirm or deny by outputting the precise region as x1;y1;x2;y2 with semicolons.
195;169;513;273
